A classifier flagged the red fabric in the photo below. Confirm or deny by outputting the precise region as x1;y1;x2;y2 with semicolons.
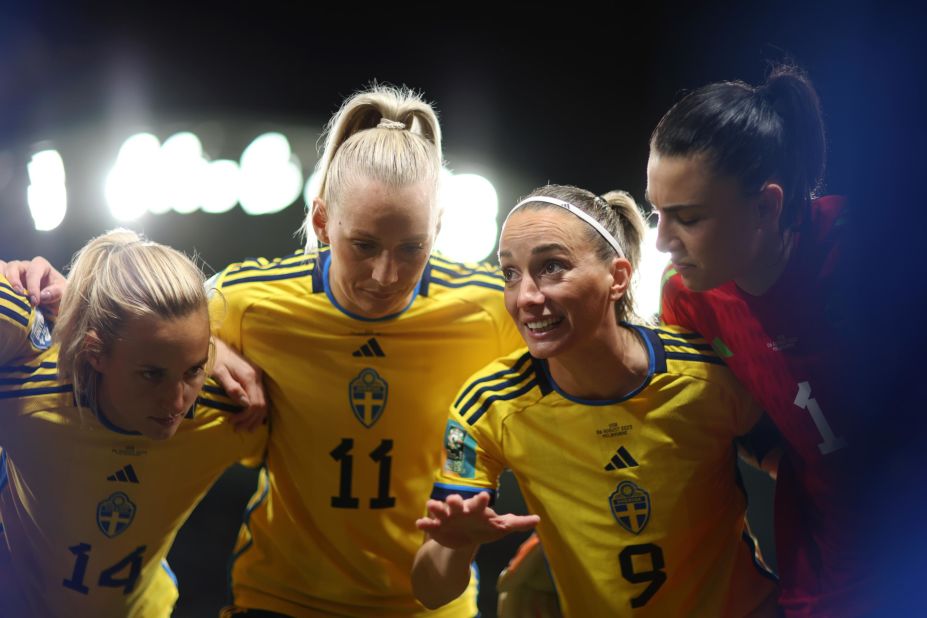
661;197;870;617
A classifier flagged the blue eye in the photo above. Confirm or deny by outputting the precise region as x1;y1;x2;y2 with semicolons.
140;369;163;382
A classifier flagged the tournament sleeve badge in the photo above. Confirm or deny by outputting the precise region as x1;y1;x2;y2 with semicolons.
443;420;478;479
29;309;52;350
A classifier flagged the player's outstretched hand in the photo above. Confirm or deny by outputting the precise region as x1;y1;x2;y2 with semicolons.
416;492;540;549
212;338;268;431
0;257;67;314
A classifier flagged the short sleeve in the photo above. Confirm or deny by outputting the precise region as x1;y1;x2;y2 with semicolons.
0;276;52;365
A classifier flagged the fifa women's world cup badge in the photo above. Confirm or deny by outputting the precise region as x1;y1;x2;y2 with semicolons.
443;420;477;479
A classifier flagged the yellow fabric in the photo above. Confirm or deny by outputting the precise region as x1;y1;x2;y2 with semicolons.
434;325;777;618
0;274;267;617
213;249;522;617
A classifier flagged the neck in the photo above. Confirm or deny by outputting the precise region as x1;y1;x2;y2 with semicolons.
734;229;795;296
547;324;649;400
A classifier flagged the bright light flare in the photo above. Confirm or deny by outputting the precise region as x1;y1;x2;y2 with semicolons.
105;132;161;221
436;172;499;263
239;132;303;215
27;149;67;231
633;225;670;321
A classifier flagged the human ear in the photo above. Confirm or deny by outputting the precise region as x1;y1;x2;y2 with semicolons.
84;330;105;372
311;198;332;244
756;183;785;230
608;258;633;302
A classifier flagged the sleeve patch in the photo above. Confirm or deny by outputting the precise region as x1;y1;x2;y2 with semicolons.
443;420;478;479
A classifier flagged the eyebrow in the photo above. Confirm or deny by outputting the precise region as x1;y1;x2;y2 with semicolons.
499;243;570;259
643;190;700;213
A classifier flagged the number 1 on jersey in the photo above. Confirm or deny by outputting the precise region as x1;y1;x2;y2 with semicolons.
794;381;847;455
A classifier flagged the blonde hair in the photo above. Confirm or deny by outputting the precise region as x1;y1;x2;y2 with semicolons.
518;185;647;324
55;229;208;407
303;84;443;246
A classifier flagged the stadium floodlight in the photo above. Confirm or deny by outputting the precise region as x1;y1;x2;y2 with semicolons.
435;172;499;263
27;149;67;231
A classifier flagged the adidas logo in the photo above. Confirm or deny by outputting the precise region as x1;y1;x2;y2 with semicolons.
604;446;638;471
352;338;385;358
107;464;139;483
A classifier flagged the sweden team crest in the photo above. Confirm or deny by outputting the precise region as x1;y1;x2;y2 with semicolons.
609;480;651;534
349;368;388;428
97;491;136;538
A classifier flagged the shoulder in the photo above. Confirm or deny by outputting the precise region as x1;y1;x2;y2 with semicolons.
423;253;505;300
211;250;319;296
451;348;547;428
0;350;71;402
640;324;740;389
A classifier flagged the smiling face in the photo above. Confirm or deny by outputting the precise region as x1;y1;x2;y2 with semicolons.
647;152;768;292
499;208;629;359
90;309;210;440
314;176;439;319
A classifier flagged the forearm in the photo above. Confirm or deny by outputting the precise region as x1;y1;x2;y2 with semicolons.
411;538;478;609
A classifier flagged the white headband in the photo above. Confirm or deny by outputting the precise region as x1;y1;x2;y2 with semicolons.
503;196;625;258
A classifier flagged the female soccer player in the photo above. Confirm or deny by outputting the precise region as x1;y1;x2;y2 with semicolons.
0;230;266;616
648;66;862;616
208;85;523;617
411;185;778;617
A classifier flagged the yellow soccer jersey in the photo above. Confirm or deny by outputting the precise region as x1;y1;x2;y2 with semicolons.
432;325;778;617
212;248;523;617
0;276;267;617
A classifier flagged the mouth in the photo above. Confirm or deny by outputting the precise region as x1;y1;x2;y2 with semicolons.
671;261;695;272
149;413;184;428
524;316;564;334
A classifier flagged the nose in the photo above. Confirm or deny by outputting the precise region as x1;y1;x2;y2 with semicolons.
654;214;676;254
162;379;188;415
370;250;400;286
516;275;545;309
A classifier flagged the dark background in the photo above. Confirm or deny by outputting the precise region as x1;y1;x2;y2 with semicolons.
1;1;924;615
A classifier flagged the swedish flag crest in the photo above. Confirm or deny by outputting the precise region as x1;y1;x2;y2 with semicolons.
609;480;651;534
349;368;388;428
97;491;136;538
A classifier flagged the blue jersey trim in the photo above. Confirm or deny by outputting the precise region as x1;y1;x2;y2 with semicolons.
220;268;314;287
228;465;271;604
94;405;142;435
657;337;714;352
454;353;533;409
197;397;243;414
222;254;310;276
0;361;57;374
0;372;59;386
321;253;422;322
430;483;496;505
0;384;72;400
664;351;725;366
429;277;504;292
539;324;656;405
161;558;179;588
0;305;28;328
653;328;702;340
0;289;31;314
429;263;504;283
457;365;535;420
466;378;538;426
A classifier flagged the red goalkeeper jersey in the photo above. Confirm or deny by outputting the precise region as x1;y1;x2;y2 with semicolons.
660;196;869;617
